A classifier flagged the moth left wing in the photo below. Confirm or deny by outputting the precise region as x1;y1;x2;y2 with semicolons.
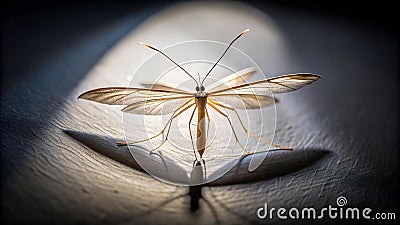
209;73;321;96
122;97;194;115
78;87;193;105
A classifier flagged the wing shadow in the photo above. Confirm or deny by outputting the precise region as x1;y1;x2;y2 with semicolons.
63;129;329;221
63;129;145;172
64;129;190;184
209;148;330;186
63;129;329;186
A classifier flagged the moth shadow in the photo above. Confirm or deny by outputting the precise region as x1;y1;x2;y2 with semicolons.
209;147;331;186
63;129;145;173
64;129;330;184
63;129;330;223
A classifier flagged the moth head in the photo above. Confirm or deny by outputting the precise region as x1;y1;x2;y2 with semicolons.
196;85;205;92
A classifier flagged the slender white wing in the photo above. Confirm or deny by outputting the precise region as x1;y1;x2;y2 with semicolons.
122;97;194;115
209;94;278;109
209;73;321;96
141;81;192;93
78;87;193;105
207;67;256;92
78;87;194;115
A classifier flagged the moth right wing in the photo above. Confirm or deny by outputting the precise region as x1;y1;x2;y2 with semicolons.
207;73;320;110
207;67;256;92
209;73;321;96
208;94;278;110
78;87;193;105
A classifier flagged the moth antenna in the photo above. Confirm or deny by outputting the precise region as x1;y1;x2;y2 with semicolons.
198;72;201;85
138;42;199;86
201;29;249;85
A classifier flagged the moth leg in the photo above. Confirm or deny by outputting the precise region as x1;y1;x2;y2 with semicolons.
205;106;211;139
188;106;198;162
191;159;207;181
202;158;207;181
208;102;251;154
117;99;193;146
208;99;292;150
149;103;195;153
149;139;167;153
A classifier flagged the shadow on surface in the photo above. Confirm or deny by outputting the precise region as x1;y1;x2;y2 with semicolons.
63;129;144;172
64;129;330;222
210;148;330;186
64;129;330;186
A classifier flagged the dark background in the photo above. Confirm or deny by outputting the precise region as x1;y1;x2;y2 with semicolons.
1;0;397;89
1;0;398;224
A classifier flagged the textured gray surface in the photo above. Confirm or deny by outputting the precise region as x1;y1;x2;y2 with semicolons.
1;2;398;224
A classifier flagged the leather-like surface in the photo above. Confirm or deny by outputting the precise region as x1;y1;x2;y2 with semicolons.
1;2;398;224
